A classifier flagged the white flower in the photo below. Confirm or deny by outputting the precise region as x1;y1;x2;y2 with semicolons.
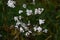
14;16;18;21
21;23;26;27
18;10;23;14
28;30;32;33
41;8;44;11
7;0;16;8
33;25;37;31
43;29;48;33
39;19;45;25
19;16;22;20
25;32;30;36
16;21;21;26
20;27;24;32
25;31;32;36
37;26;42;32
27;20;30;26
38;8;42;14
26;9;33;16
38;8;44;14
22;4;27;8
33;26;42;32
33;26;37;31
21;23;28;30
35;8;44;14
24;27;28;31
35;8;38;14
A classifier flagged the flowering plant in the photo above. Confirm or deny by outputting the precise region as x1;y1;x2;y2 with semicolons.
0;0;59;40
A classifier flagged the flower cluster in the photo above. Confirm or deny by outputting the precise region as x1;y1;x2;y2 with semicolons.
18;8;44;16
14;9;48;37
25;30;32;36
7;0;48;37
35;8;44;14
7;0;16;8
33;26;42;32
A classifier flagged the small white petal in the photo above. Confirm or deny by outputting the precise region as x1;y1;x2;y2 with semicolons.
30;10;33;13
21;23;28;30
39;19;45;25
35;8;38;14
19;16;22;20
14;16;18;21
43;29;48;33
16;21;21;26
19;10;23;14
37;26;42;32
25;32;30;36
33;26;37;31
28;31;32;33
41;8;44;11
22;4;27;8
21;23;26;27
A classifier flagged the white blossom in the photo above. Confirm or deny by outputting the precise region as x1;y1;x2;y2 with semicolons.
25;32;30;36
21;23;28;30
38;8;42;14
20;27;24;32
7;0;16;8
37;26;42;32
33;25;37;31
18;10;23;14
38;8;44;14
35;8;44;14
24;27;28;31
33;26;37;31
35;8;38;14
43;29;48;33
14;16;18;21
25;31;32;36
16;21;21;26
28;30;32;33
19;16;22;20
39;19;45;25
22;4;27;8
26;9;33;16
21;23;26;27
